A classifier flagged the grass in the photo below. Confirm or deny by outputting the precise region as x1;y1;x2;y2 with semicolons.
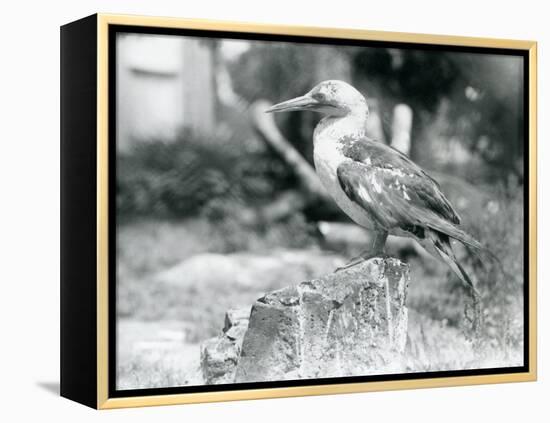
406;310;522;373
116;319;202;390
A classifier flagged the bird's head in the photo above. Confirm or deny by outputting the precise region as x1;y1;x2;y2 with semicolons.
266;80;368;117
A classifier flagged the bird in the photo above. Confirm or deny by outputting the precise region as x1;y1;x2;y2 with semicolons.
266;80;489;296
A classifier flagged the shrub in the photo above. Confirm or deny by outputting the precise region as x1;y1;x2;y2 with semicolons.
116;131;296;219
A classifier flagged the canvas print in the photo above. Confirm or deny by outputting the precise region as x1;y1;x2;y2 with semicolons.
114;29;527;391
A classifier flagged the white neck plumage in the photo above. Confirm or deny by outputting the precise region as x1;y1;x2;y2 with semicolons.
313;107;369;148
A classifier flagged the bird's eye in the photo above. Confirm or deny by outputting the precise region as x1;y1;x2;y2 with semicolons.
313;92;327;102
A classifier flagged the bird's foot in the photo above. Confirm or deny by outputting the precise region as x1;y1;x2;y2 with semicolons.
334;252;390;273
334;258;364;273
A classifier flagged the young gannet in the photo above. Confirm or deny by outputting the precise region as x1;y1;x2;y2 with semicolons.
267;80;488;295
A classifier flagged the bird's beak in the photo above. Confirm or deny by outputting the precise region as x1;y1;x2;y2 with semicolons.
265;95;321;113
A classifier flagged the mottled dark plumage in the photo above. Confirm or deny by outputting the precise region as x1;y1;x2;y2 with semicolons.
338;137;461;227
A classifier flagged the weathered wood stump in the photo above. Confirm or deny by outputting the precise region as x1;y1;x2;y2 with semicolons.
201;257;410;384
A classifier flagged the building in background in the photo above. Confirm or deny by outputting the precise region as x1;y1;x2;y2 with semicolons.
116;34;217;151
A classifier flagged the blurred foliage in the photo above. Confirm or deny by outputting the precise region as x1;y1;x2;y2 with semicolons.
352;47;459;111
117;133;230;217
117;130;294;218
466;181;524;352
230;43;317;103
406;180;524;358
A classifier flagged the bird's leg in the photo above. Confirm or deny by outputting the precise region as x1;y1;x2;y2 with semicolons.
335;230;389;272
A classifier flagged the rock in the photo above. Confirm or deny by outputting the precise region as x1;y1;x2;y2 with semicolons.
200;257;410;384
200;336;240;385
200;307;250;384
224;308;251;333
236;287;303;382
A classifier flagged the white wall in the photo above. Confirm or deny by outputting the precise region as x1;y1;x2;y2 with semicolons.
0;1;546;422
117;34;215;151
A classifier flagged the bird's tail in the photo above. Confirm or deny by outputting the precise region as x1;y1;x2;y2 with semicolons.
429;232;480;296
430;231;485;337
427;219;501;267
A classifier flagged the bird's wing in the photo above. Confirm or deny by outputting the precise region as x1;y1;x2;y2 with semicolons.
336;139;485;250
340;138;461;225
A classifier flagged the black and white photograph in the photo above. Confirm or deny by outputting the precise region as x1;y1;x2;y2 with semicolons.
113;28;528;391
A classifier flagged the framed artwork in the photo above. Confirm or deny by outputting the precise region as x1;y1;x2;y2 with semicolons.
60;13;537;409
